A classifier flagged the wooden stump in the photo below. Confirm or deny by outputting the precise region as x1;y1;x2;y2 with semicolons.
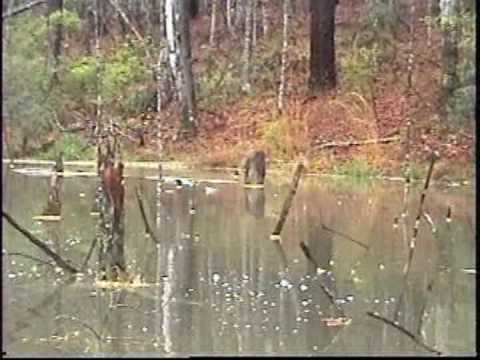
243;150;266;185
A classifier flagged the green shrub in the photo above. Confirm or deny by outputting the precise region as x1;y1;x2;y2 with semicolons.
38;134;94;160
333;158;381;179
259;116;293;159
341;45;380;99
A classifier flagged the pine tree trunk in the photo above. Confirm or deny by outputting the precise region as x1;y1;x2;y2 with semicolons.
178;0;197;134
309;0;337;92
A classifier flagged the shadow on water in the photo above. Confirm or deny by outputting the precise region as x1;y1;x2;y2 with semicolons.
1;165;475;356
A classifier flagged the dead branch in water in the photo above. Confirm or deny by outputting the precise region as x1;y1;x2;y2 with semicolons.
135;187;159;244
2;211;79;274
321;223;369;250
403;152;439;277
54;315;103;342
367;311;442;355
313;136;401;150
299;241;345;318
81;238;98;271
7;252;55;268
271;161;304;238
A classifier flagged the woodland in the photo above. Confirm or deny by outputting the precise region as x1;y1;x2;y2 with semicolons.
2;0;476;177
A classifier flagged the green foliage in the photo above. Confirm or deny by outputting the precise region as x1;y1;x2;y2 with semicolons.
259;116;293;159
332;158;381;179
57;42;151;115
4;14;53;154
60;56;98;109
49;9;81;32
341;46;380;97
102;44;150;103
38;134;94;160
197;52;242;109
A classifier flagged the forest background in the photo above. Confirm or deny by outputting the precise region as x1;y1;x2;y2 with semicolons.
2;0;475;181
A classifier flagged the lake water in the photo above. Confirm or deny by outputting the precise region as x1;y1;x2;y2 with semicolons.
2;164;476;356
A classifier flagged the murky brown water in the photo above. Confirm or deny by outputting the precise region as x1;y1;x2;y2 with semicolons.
2;164;476;356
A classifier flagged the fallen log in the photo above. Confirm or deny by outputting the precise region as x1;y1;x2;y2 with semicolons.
313;136;401;150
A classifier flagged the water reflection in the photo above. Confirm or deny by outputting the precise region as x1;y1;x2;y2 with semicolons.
2;166;475;356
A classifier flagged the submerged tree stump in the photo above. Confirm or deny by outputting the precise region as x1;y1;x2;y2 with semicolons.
54;151;64;173
243;150;266;185
244;188;265;218
40;173;62;217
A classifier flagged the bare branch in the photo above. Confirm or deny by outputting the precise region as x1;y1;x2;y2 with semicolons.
2;0;46;19
367;311;441;355
2;211;79;274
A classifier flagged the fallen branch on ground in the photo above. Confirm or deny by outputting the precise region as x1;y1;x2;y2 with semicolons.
2;211;78;274
367;311;442;355
313;136;401;150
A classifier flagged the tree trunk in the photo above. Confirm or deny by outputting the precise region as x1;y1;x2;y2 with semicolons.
47;0;63;83
186;0;198;18
309;0;337;92
241;0;252;92
261;0;268;36
209;0;217;46
165;0;182;102
2;0;14;159
439;0;460;121
178;0;197;134
94;0;102;139
277;0;290;113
